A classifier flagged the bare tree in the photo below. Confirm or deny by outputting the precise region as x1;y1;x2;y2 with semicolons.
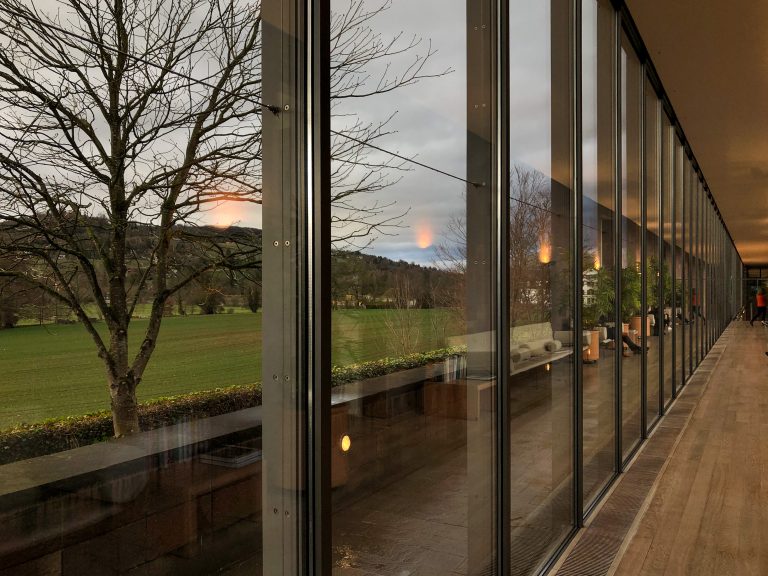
0;0;266;436
0;0;448;436
382;272;420;356
509;164;551;324
330;0;451;249
432;165;554;327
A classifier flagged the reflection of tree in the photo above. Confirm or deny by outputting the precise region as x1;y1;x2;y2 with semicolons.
331;0;452;249
0;0;446;437
509;165;552;325
432;165;557;328
383;273;420;356
432;215;467;330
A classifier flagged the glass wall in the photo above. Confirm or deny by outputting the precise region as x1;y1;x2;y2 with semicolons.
673;139;684;394
582;0;617;509
695;180;703;364
0;2;275;574
620;32;643;459
683;157;696;383
509;0;576;570
661;116;675;409
644;79;662;430
327;0;496;573
0;1;747;575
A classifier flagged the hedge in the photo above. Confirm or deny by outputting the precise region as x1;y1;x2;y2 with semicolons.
330;346;466;387
0;384;261;466
0;346;466;465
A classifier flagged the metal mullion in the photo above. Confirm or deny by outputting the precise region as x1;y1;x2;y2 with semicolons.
308;0;331;571
684;157;689;384
614;8;623;473
655;97;664;422
573;0;584;528
262;0;306;571
659;119;667;416
671;143;678;401
497;0;510;569
639;61;647;440
680;159;686;386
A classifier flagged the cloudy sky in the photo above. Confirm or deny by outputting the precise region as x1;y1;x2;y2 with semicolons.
20;0;563;267
330;0;558;266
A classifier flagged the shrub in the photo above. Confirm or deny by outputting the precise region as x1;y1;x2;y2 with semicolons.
0;384;261;465
0;347;467;465
331;346;466;387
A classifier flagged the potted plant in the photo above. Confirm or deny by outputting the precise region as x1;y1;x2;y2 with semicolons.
582;263;613;361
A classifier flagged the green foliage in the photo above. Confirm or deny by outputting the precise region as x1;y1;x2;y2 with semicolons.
1;309;461;429
331;346;466;387
0;343;466;463
0;384;261;466
583;266;614;328
620;266;642;322
645;258;662;310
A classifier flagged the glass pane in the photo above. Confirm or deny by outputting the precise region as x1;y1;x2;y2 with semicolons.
682;162;691;382
328;2;496;573
674;139;684;395
620;34;642;459
509;0;575;569
643;80;661;430
581;0;616;508
0;2;268;574
661;116;674;408
695;181;703;364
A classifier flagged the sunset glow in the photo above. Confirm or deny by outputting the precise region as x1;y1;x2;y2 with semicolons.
538;233;551;264
209;200;243;228
415;223;434;249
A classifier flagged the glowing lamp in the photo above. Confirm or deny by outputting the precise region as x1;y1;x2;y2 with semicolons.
340;435;351;453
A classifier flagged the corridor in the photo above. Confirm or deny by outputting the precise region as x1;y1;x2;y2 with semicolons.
558;320;768;576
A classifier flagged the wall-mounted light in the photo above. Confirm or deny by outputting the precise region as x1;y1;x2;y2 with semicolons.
340;435;351;453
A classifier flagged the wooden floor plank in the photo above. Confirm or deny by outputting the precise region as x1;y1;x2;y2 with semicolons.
615;323;768;576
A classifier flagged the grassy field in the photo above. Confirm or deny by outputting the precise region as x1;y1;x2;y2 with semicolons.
0;309;462;428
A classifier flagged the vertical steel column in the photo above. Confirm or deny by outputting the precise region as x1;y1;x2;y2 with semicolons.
308;0;331;572
573;0;585;528
467;0;499;570
658;119;667;415
262;0;308;571
613;7;623;472
655;103;664;419
670;142;678;400
497;0;510;571
639;60;647;438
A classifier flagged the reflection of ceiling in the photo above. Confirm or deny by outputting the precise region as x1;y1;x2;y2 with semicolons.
626;0;768;265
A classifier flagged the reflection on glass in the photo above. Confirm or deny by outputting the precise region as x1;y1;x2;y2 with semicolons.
682;163;691;382
620;35;642;458
582;0;616;508
661;116;675;408
328;1;495;573
674;140;684;393
0;2;267;574
694;180;702;366
644;80;661;430
509;0;575;570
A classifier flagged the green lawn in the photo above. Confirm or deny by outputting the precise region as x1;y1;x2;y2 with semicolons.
0;308;462;428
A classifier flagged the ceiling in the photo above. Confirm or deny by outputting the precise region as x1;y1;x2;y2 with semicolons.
626;0;768;265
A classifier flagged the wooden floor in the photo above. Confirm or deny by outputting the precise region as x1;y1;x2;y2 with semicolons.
614;321;768;576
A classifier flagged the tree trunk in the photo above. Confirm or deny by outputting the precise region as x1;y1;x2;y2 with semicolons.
109;374;139;437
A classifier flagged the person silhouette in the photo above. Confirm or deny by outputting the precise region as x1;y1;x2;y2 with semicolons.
750;287;767;326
